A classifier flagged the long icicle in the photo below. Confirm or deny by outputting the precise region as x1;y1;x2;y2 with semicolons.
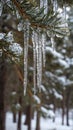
36;30;40;90
42;33;46;67
32;29;44;93
51;36;55;51
33;29;41;92
36;29;43;92
53;0;58;14
0;1;3;16
24;26;46;94
39;32;42;92
24;20;29;95
32;31;37;94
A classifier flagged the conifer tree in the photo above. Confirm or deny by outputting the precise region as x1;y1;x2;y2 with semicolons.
0;0;73;130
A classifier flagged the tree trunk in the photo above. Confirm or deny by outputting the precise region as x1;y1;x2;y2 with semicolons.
66;88;71;126
24;105;32;130
13;112;16;123
62;89;65;125
36;111;40;130
53;96;56;122
0;57;7;130
31;108;34;119
62;105;64;125
17;97;22;130
66;103;69;126
17;110;22;130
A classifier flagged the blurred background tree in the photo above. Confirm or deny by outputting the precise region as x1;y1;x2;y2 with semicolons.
0;0;73;130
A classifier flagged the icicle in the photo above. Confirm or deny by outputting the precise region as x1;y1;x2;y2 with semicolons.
32;31;37;94
51;37;55;51
39;34;42;92
53;0;58;14
42;34;46;67
24;20;30;95
36;29;43;92
40;0;44;8
62;1;70;36
63;3;68;33
32;29;42;92
36;31;40;90
32;29;44;93
0;2;3;16
32;29;46;93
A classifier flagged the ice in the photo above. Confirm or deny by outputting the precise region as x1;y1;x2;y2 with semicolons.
0;2;3;16
32;31;37;93
51;37;55;51
42;34;46;67
35;31;40;90
24;21;30;95
52;0;58;14
32;30;46;93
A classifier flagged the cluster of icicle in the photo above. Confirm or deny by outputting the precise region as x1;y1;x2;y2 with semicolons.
23;0;57;95
24;21;46;95
23;0;68;95
32;29;46;94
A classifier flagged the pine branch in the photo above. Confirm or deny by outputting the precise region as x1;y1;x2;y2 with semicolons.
11;0;70;37
11;0;53;29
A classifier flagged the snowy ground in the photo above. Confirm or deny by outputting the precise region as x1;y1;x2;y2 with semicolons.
6;111;73;130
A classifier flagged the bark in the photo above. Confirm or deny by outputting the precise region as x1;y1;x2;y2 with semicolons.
17;110;22;130
17;97;22;130
62;105;64;125
0;57;7;130
36;111;40;130
66;88;71;126
13;112;16;123
24;105;32;130
53;96;56;122
66;103;69;126
31;108;34;119
62;89;65;125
